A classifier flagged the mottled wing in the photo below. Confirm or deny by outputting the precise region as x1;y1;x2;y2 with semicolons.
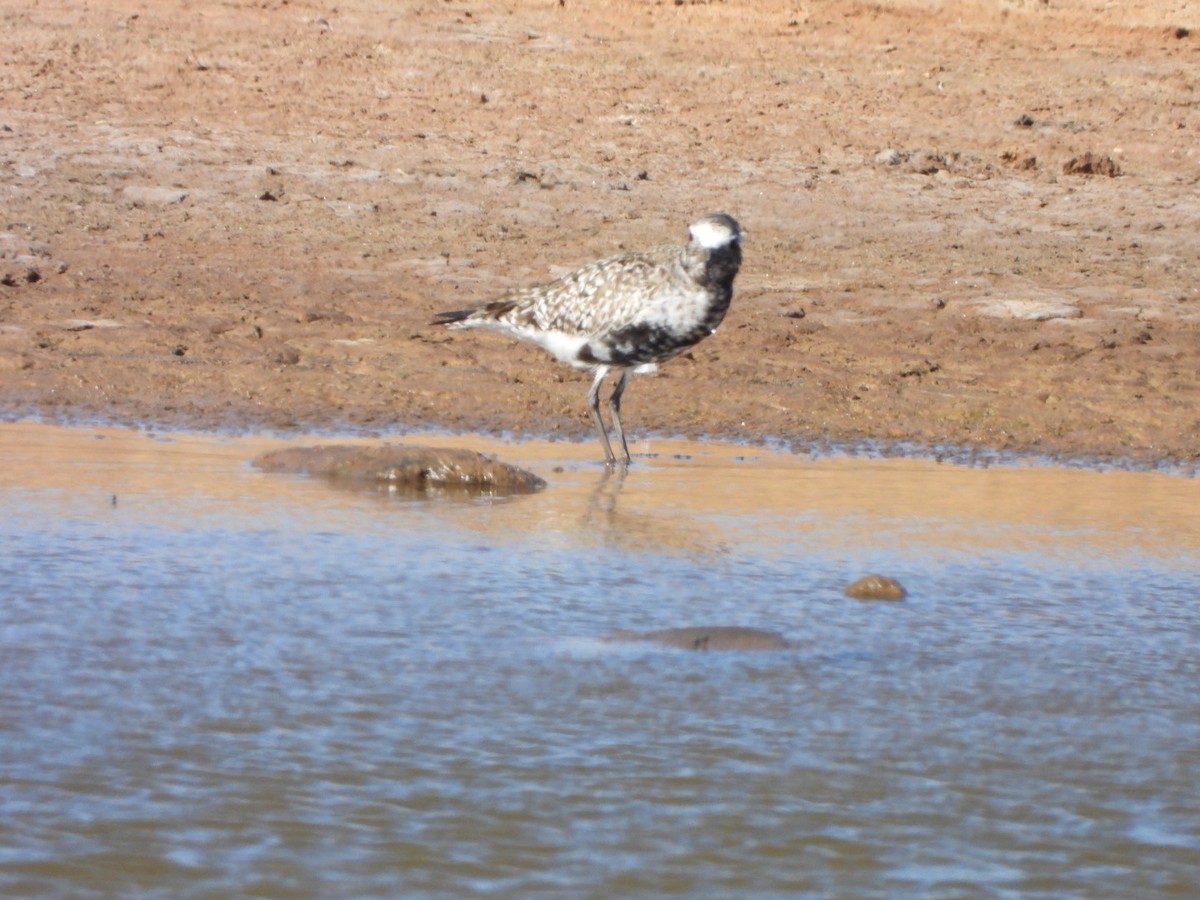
499;245;682;337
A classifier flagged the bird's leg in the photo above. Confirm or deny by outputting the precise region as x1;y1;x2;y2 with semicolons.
608;368;633;466
587;365;617;465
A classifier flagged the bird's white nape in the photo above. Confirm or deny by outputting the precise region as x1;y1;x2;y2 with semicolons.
688;217;739;250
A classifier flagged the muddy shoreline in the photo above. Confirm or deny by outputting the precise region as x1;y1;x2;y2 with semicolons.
2;0;1197;467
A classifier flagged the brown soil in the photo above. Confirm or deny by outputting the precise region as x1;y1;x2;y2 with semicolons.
2;0;1197;465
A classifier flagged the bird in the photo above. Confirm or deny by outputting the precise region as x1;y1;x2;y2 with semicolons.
431;213;743;466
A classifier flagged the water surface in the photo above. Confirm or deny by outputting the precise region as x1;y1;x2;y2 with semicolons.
2;424;1198;898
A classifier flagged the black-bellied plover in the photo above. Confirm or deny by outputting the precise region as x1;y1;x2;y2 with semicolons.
432;213;742;465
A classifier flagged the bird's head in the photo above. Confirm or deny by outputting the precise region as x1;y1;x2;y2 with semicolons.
688;213;742;251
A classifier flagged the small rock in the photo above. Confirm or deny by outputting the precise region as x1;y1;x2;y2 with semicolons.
899;359;940;378
272;345;301;366
1063;153;1121;177
302;308;352;324
845;574;906;601
875;148;903;166
999;148;1037;170
908;150;946;175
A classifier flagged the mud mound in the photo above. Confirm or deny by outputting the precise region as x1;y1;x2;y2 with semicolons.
253;445;546;496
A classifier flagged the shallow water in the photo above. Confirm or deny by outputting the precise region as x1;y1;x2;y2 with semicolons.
2;423;1198;898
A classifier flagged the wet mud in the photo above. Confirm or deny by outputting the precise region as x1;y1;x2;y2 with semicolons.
1;0;1198;464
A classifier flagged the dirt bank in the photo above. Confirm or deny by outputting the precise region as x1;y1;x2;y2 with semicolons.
2;0;1197;464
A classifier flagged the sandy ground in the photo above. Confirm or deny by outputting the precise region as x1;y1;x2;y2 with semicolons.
2;0;1197;465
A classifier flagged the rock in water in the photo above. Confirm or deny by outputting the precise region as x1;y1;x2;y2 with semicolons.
252;445;546;495
844;574;907;601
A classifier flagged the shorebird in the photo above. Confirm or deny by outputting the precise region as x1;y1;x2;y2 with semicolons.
432;213;743;465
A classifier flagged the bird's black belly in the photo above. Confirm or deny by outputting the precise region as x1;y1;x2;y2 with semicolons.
577;322;701;367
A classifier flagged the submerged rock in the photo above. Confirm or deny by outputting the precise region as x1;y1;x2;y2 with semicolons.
252;444;546;495
845;574;907;601
603;626;790;651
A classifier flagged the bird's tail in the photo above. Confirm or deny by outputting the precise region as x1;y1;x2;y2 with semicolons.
430;308;475;326
431;299;518;327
